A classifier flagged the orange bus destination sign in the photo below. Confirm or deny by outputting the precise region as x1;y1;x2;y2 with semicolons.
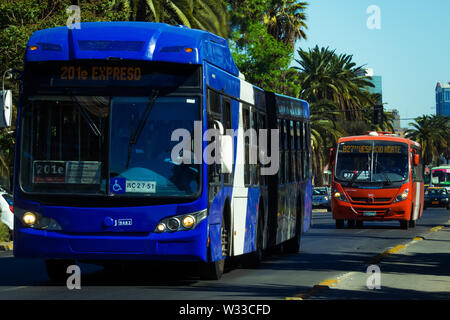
342;145;402;154
59;65;142;81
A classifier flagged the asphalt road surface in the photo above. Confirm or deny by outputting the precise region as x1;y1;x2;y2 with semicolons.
0;208;449;300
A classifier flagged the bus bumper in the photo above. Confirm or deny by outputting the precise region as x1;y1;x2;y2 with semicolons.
332;200;411;221
13;219;208;262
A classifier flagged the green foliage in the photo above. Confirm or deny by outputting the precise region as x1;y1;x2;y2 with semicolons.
230;22;294;91
0;222;11;242
228;0;307;93
114;0;230;38
0;0;131;72
406;115;450;165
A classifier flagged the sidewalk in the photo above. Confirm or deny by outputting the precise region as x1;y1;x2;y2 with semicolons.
312;224;450;299
0;242;13;251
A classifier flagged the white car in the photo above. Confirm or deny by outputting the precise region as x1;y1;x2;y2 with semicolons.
0;192;13;240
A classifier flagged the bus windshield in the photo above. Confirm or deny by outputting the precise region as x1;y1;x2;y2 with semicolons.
431;169;450;186
335;140;409;185
19;95;200;197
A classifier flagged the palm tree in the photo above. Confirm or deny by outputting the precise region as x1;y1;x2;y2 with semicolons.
263;0;308;49
114;0;230;38
405;115;448;166
294;46;375;121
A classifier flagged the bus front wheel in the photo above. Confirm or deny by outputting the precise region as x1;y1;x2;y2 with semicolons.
336;219;344;229
200;212;229;280
400;220;409;230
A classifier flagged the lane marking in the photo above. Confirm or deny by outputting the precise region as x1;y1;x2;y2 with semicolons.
285;272;356;300
430;226;444;232
286;225;446;300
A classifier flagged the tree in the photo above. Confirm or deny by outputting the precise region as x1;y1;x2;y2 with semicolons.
405;115;450;166
263;0;308;49
228;0;308;92
294;46;375;121
114;0;230;38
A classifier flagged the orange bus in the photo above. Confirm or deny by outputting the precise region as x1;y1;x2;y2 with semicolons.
329;132;424;230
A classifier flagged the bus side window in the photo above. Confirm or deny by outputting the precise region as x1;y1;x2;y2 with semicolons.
207;89;221;202
278;118;284;184
307;122;312;178
301;120;307;181
283;119;288;183
290;120;296;182
251;110;259;186
295;120;302;182
243;106;251;186
259;113;266;186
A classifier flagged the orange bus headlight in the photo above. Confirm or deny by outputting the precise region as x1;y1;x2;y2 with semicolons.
334;192;348;202
394;189;409;202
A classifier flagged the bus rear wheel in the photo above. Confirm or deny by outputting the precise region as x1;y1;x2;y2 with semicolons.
243;208;264;267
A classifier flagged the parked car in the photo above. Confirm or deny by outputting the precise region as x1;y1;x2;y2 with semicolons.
424;187;449;210
312;187;331;210
0;191;13;240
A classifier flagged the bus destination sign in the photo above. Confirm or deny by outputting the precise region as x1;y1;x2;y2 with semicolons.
59;65;142;81
342;145;402;154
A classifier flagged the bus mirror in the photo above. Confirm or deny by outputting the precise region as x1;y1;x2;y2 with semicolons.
221;134;233;174
213;120;233;174
328;148;335;166
413;154;420;166
0;90;12;128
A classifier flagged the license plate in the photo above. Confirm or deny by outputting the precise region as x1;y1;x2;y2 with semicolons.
432;201;439;204
363;211;377;217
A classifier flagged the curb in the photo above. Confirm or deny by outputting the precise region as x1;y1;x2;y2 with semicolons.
0;242;13;251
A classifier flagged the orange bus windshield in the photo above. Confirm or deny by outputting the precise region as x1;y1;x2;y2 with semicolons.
335;140;409;186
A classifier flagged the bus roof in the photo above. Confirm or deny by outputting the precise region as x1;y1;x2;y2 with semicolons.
25;22;239;76
337;133;421;148
431;165;450;170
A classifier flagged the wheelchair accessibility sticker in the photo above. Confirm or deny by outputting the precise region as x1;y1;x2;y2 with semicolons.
110;178;126;194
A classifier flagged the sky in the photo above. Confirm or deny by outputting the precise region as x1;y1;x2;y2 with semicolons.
294;0;450;126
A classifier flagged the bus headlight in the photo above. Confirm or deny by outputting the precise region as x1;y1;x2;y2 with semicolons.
154;210;207;233
334;191;348;202
20;211;62;230
394;189;409;202
23;212;37;226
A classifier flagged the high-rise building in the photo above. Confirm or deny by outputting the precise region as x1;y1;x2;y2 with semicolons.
362;68;383;104
389;109;401;132
435;82;450;116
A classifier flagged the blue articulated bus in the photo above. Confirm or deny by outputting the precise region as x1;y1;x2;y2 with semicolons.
13;22;312;280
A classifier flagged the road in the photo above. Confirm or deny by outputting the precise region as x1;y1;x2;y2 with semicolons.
0;208;449;300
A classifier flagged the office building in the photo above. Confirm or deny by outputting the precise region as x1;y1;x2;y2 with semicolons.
436;82;450;116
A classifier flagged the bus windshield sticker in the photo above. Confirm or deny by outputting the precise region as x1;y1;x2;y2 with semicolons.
33;161;66;183
32;160;101;184
125;180;156;193
65;161;101;184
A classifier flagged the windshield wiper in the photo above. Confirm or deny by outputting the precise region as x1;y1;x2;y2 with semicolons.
380;171;392;185
126;89;159;169
69;95;102;137
348;170;363;187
